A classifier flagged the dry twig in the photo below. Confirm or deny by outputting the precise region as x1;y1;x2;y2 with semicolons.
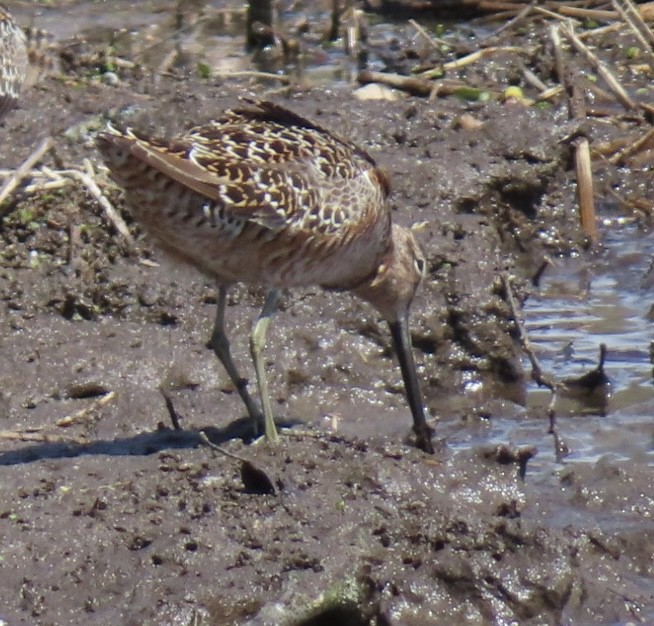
551;24;599;243
502;272;570;461
556;6;617;21
0;137;53;213
608;127;654;164
502;273;556;393
213;70;291;83
560;20;636;111
441;46;532;72
0;154;136;250
409;19;453;52
614;0;654;51
63;168;136;250
358;70;436;96
482;0;537;41
533;5;577;23
199;431;276;495
358;70;487;99
198;431;250;463
0;430;87;444
0;391;116;444
574;137;598;241
56;391;117;428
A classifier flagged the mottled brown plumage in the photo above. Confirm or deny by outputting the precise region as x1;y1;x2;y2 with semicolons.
0;5;27;119
96;100;434;453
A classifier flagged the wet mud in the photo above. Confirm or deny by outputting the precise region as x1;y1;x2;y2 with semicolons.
0;2;652;624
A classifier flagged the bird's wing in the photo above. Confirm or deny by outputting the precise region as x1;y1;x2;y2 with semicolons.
101;128;319;231
127;136;224;199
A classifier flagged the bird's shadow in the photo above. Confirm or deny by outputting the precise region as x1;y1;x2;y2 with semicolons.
0;417;299;466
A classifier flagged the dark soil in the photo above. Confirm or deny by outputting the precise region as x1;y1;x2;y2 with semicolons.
0;3;652;624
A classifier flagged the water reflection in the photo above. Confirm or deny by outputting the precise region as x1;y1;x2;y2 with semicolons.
525;223;654;463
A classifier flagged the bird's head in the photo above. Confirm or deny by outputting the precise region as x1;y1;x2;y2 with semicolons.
354;223;426;323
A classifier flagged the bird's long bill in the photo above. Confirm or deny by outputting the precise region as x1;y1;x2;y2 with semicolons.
388;316;434;454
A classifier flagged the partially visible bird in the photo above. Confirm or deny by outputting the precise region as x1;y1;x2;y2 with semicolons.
96;100;435;453
0;5;27;119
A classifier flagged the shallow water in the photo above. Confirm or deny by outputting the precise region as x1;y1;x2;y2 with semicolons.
524;221;654;466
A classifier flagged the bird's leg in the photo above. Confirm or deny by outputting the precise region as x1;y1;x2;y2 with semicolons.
209;285;264;435
250;289;282;443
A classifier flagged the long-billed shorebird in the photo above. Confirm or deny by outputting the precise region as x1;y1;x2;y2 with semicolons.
96;100;434;453
0;5;27;119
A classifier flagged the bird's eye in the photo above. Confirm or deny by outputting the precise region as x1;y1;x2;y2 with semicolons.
415;257;426;276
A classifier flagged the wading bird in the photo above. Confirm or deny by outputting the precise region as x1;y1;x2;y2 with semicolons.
0;5;27;120
96;100;434;453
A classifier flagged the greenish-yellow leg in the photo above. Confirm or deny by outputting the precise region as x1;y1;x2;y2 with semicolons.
250;289;281;443
210;285;264;435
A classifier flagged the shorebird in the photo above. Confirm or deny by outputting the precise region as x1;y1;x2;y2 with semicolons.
96;100;434;453
0;5;27;119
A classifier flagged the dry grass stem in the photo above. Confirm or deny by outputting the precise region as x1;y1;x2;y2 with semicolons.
23;179;68;193
482;0;537;41
561;20;636;111
442;46;532;71
613;0;654;48
0;153;135;250
213;70;292;83
56;391;117;428
612;0;654;62
556;6;617;21
198;431;249;463
64;168;136;249
0;430;87;443
538;85;565;100
549;23;566;90
0;137;53;213
533;6;575;23
574;138;599;242
502;273;557;393
345;8;364;59
551;23;600;243
0;391;116;443
358;70;439;96
409;19;454;52
522;66;548;91
577;23;623;40
608;127;654;164
604;185;654;218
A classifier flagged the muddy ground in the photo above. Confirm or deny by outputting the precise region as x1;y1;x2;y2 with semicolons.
0;2;653;625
